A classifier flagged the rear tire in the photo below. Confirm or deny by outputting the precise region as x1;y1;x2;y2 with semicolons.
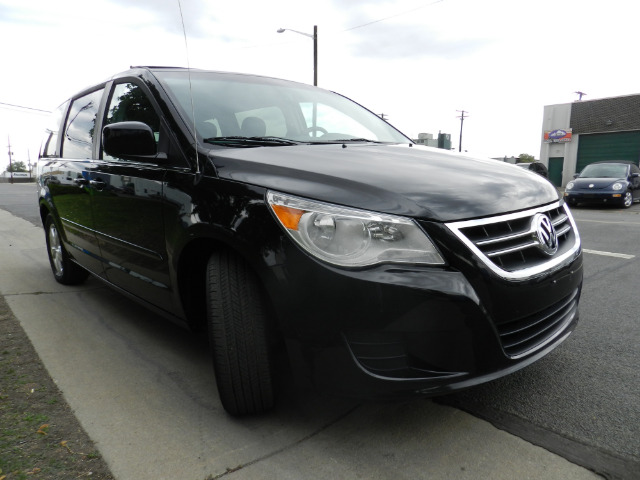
206;250;275;416
44;214;89;285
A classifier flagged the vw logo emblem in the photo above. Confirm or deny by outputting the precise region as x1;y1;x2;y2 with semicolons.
532;213;558;255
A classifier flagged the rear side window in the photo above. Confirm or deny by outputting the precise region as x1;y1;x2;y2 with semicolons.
62;89;104;159
40;101;69;158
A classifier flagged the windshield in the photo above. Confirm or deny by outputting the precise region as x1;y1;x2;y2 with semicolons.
154;70;410;146
579;163;628;178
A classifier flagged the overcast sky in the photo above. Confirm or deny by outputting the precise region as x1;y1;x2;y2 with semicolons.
1;0;639;172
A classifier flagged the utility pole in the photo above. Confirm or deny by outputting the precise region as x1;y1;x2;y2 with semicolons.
456;110;468;152
313;25;318;87
575;91;587;101
7;136;14;184
277;25;318;86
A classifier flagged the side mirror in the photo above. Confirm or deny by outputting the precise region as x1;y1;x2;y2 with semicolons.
103;121;157;158
573;173;579;179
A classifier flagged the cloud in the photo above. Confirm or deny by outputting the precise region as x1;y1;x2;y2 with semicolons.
106;0;214;38
324;0;493;61
345;22;492;60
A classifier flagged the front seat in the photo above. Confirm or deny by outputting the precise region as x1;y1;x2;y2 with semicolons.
200;121;218;139
241;117;266;137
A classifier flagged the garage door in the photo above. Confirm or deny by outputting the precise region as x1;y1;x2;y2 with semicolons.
576;131;640;172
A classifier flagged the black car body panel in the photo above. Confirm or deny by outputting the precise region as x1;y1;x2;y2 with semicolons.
212;144;559;221
37;67;583;412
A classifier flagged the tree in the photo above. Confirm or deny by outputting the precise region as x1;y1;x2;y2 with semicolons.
518;153;535;163
8;161;28;172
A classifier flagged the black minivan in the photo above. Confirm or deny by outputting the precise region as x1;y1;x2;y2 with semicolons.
37;67;583;415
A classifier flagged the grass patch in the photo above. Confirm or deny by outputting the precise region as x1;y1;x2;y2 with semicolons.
0;296;114;479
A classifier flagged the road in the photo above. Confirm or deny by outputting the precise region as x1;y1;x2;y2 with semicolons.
2;182;637;479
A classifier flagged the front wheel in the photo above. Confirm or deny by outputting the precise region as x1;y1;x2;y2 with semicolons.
206;250;275;416
44;214;89;285
623;190;633;208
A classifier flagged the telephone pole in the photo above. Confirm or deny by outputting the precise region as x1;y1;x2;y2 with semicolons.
456;110;468;152
7;136;14;184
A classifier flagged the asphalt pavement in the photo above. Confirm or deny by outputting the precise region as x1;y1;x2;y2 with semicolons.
0;182;605;479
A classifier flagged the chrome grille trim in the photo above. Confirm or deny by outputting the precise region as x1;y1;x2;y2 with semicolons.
445;201;581;281
497;288;579;358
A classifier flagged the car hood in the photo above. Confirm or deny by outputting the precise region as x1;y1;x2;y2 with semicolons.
572;177;626;189
208;144;559;222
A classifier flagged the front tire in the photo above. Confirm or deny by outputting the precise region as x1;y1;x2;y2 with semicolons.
44;214;89;285
623;190;633;208
206;250;275;416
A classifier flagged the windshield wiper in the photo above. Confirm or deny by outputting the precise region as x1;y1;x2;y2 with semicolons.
322;138;386;144
204;136;303;147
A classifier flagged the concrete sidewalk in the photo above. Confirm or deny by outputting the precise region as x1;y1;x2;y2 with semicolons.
0;207;602;480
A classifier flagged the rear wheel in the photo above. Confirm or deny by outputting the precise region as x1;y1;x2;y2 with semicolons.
206;250;275;416
44;214;89;285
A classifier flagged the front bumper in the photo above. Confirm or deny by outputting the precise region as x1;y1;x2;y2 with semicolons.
271;242;583;399
565;190;626;205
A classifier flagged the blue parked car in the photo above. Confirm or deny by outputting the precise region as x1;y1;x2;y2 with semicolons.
565;161;640;208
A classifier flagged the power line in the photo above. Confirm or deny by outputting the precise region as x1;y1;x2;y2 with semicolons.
0;102;51;114
343;0;445;32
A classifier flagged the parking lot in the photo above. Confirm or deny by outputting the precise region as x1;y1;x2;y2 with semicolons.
1;182;638;479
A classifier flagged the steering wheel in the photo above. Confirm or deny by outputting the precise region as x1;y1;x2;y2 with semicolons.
305;126;328;137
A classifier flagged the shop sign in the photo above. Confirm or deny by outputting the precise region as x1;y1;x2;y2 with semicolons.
544;128;572;143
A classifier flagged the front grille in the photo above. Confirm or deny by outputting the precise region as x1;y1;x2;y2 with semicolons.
497;288;580;357
446;202;581;280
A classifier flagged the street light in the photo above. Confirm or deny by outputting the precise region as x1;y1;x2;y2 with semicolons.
277;25;317;86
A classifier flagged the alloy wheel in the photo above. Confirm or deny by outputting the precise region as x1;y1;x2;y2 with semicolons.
48;223;64;276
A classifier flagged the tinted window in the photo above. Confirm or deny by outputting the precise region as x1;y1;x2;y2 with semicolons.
41;101;69;158
62;89;104;159
103;82;160;160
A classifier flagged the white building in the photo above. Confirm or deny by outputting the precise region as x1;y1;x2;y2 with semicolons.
539;94;640;187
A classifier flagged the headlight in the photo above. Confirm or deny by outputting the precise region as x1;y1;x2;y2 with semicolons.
612;182;623;191
566;182;574;190
267;191;445;268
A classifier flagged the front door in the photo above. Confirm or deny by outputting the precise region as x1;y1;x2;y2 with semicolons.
91;81;174;313
549;157;564;187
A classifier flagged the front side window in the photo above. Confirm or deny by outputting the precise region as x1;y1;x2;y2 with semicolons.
104;83;160;160
62;89;104;159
